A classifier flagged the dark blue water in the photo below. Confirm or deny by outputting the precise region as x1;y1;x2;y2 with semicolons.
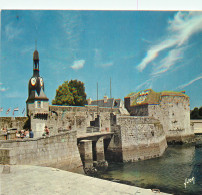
97;145;202;195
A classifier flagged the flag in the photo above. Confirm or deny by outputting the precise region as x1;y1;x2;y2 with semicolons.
22;108;25;114
13;107;19;115
6;108;11;114
0;107;3;112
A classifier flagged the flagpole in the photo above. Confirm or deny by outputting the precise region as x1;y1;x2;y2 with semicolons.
110;77;112;113
97;82;98;116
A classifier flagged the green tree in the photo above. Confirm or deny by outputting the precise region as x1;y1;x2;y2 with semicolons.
199;106;202;116
52;80;87;106
190;107;202;119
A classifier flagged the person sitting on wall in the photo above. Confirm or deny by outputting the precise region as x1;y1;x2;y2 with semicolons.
16;130;20;139
42;126;50;136
25;129;30;138
20;130;25;139
29;129;34;138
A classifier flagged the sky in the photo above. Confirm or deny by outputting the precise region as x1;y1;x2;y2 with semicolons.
0;10;202;116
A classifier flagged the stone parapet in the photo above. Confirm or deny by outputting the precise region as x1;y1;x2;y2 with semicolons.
48;105;122;135
0;131;83;173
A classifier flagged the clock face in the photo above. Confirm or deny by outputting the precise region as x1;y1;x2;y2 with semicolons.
31;78;36;86
40;78;43;86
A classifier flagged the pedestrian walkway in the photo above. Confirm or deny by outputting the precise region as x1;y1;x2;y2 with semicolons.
0;165;171;195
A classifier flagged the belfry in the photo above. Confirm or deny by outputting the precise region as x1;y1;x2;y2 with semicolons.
26;49;49;137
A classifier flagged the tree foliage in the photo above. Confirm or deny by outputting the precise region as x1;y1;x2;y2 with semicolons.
52;80;87;106
190;107;202;119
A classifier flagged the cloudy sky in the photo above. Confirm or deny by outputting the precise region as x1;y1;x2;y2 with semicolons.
0;10;201;116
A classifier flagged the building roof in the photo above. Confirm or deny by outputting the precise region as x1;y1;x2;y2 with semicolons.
88;98;122;108
27;89;49;102
161;91;189;97
126;89;189;106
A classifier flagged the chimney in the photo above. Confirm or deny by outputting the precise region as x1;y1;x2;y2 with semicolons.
87;98;92;105
104;96;108;103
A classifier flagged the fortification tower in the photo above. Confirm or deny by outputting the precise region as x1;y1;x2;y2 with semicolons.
26;49;49;137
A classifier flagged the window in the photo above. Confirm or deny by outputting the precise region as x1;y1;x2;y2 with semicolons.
35;101;43;108
37;101;41;108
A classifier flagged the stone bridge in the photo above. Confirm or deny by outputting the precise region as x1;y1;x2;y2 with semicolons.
77;132;114;172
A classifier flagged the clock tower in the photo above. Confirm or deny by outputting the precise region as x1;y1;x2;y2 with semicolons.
26;49;49;137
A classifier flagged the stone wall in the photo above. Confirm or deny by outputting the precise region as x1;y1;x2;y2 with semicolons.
30;117;48;138
124;97;130;112
0;131;83;173
0;117;28;130
0;105;128;138
107;115;167;162
128;104;149;116
27;100;49;138
148;96;194;143
191;119;202;134
48;105;126;135
125;94;194;143
27;101;49;117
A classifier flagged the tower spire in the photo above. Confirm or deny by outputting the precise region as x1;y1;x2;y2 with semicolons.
35;40;37;50
33;43;39;76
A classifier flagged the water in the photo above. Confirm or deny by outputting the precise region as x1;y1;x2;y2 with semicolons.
96;144;202;195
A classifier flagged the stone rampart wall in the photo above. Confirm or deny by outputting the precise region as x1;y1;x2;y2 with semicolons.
125;95;194;143
148;96;194;142
0;131;83;173
48;105;123;135
0;117;28;130
107;115;167;162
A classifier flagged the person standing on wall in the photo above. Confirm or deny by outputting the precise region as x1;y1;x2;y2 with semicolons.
3;128;7;140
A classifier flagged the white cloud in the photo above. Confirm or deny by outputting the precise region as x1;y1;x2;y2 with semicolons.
152;47;184;76
177;75;202;89
135;78;154;91
20;46;33;55
70;60;85;70
0;83;8;92
5;22;23;40
60;12;82;49
137;12;202;72
168;12;202;46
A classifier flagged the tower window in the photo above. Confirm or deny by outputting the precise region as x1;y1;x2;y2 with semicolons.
35;101;43;108
37;101;41;108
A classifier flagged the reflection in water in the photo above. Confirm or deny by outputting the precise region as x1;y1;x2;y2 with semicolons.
96;145;202;195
